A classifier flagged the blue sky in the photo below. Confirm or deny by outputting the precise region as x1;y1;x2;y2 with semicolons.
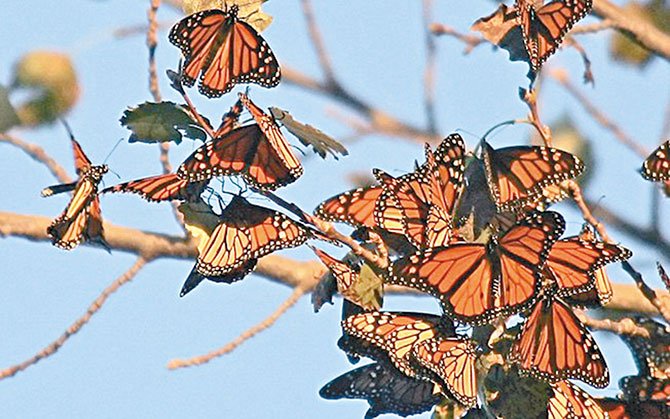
1;1;668;418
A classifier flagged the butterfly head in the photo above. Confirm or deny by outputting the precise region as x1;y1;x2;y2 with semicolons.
85;164;109;183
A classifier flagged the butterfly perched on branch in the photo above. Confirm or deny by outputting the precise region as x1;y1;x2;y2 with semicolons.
169;5;281;97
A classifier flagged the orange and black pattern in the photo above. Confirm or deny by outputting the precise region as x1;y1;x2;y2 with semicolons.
169;6;281;97
481;141;584;211
509;291;609;388
180;195;312;296
43;136;109;251
389;211;564;325
515;0;593;71
177;94;302;191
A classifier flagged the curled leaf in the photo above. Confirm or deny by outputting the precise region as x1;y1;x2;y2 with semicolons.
10;51;79;126
269;107;348;160
120;101;207;144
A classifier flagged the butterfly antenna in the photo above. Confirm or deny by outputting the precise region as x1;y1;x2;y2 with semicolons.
102;137;125;165
60;119;77;141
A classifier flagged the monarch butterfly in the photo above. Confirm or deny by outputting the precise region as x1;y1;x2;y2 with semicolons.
309;246;375;310
339;312;477;407
375;135;466;248
168;5;281;98
620;317;670;379
102;98;244;202
481;140;584;211
42;128;109;251
509;291;609;388
319;362;442;419
177;93;303;191
620;375;670;403
641;139;670;182
388;211;565;325
515;0;593;71
547;381;607;419
180;195;312;296
410;337;478;407
546;225;632;302
597;397;669;419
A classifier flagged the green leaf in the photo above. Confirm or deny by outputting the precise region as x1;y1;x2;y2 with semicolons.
0;85;20;132
269;107;348;160
120;101;206;144
351;264;384;311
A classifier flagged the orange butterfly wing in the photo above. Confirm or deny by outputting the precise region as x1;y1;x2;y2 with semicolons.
183;196;310;295
213;96;244;137
510;295;609;388
341;312;439;377
101;173;205;202
314;186;384;228
516;0;593;70
410;337;478;407
547;233;631;299
548;381;607;419
169;8;280;97
390;211;563;325
482;141;584;211
310;246;362;305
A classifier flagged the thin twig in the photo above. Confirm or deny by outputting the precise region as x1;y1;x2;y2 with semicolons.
570;19;615;35
180;88;216;139
422;0;438;135
576;312;651;338
0;134;71;184
167;285;308;369
621;261;670;322
548;69;649;158
300;0;337;87
520;88;551;146
428;23;486;53
0;257;149;380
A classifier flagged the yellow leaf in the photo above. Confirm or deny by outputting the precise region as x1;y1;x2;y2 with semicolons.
181;0;273;32
178;201;219;253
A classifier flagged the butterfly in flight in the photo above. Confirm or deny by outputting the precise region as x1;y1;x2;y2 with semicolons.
509;290;609;388
177;93;303;191
515;0;593;71
480;140;584;212
389;211;565;325
42;125;109;251
319;362;442;419
169;5;281;97
180;195;312;296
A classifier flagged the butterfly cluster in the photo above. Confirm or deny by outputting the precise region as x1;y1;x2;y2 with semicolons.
314;134;636;417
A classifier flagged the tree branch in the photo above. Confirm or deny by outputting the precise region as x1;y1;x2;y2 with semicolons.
592;0;670;61
167;284;308;369
0;211;666;314
0;134;72;184
0;257;148;380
